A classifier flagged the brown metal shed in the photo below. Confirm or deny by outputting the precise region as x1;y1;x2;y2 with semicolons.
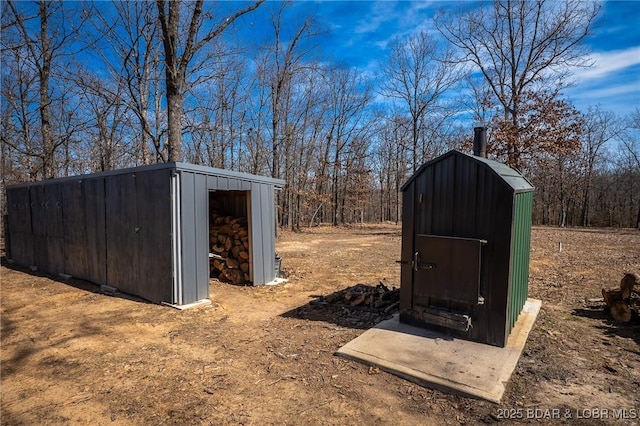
399;149;534;347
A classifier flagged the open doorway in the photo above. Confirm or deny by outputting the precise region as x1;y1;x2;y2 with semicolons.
208;190;252;285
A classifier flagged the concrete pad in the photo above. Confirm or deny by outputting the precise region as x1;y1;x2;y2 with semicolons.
336;298;541;403
162;299;212;310
265;277;288;286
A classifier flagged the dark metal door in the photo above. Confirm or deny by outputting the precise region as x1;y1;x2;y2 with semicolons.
412;234;485;305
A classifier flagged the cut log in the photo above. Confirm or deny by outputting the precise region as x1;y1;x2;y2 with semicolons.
602;287;632;322
610;300;632;322
350;294;366;306
620;273;638;300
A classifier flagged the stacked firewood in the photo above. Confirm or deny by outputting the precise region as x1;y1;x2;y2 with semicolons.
210;213;250;284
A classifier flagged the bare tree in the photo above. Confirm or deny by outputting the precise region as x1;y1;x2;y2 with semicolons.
380;31;463;171
436;0;599;168
90;0;164;164
261;1;319;179
579;106;622;226
620;109;640;228
3;0;90;178
323;67;372;226
156;0;264;162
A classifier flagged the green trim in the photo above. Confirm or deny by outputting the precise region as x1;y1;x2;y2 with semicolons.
508;191;533;332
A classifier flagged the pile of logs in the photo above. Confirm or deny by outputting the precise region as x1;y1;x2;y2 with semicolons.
209;213;250;285
313;282;399;313
602;273;639;322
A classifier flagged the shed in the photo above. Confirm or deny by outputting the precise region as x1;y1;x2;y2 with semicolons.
5;163;284;306
399;149;534;347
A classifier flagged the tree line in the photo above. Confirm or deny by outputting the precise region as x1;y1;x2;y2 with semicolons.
2;0;639;230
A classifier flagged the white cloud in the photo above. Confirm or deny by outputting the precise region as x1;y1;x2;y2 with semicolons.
353;1;399;35
570;81;639;101
573;46;640;82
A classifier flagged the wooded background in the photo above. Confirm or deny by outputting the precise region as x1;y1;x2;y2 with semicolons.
2;1;639;230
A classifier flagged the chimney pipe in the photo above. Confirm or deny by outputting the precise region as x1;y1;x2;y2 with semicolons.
473;126;487;158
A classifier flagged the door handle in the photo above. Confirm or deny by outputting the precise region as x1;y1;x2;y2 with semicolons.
413;251;435;271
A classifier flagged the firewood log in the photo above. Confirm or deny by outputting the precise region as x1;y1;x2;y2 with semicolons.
602;287;631;322
620;273;638;300
610;300;632;322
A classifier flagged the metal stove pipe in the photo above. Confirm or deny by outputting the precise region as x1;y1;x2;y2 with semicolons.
473;127;487;158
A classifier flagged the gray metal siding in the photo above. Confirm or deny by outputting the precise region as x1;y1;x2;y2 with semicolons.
135;170;173;303
194;173;210;300
83;178;107;285
6;162;283;306
62;180;88;279
6;187;34;266
180;171;199;304
105;173;140;296
250;181;277;286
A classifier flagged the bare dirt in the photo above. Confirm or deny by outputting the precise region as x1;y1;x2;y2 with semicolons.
1;225;639;425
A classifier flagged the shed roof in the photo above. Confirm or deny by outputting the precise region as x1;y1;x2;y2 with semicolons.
401;150;534;193
7;162;285;189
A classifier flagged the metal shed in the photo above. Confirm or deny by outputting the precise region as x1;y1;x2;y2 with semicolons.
5;163;284;306
399;142;534;347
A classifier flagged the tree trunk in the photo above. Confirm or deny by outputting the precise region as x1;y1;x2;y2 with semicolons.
166;84;183;162
39;0;54;178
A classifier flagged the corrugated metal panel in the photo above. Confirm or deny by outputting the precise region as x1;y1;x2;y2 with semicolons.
180;171;198;304
83;178;107;285
508;191;533;332
193;173;209;300
7;162;283;190
6;162;283;306
30;184;58;272
6;187;34;266
401;150;534;194
135;169;173;303
105;173;140;296
401;150;532;347
62;180;88;278
250;182;268;285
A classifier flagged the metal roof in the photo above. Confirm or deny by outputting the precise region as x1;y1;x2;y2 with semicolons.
7;162;285;189
401;150;534;193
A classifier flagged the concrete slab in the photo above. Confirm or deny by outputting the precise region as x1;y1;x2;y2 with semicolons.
162;299;212;310
336;298;542;403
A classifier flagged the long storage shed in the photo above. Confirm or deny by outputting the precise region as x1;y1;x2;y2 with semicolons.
5;163;284;306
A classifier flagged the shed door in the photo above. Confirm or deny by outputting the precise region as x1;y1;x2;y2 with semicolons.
412;234;484;305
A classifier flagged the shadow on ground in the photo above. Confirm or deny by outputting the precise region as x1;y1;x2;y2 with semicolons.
572;305;640;345
0;257;152;306
281;284;399;329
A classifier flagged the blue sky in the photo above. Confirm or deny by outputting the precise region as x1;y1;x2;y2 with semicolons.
249;0;640;118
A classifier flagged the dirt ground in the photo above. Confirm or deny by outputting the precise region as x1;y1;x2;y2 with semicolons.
1;225;639;425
